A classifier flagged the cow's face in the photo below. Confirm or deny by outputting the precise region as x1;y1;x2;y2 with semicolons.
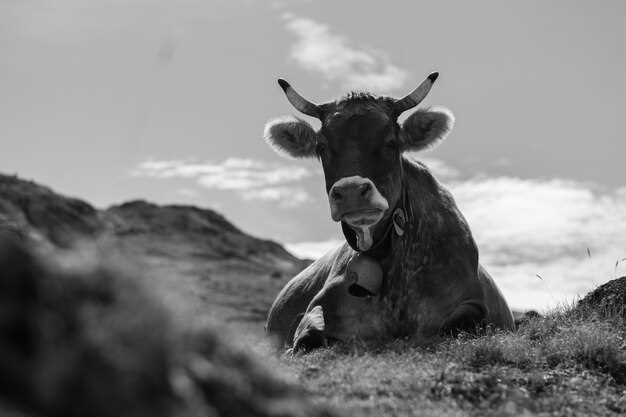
317;102;399;251
265;73;454;250
291;253;388;351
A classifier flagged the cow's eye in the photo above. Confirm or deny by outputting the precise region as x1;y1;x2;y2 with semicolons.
348;283;374;298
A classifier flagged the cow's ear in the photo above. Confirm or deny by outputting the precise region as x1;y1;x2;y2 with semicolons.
400;106;454;152
264;116;319;158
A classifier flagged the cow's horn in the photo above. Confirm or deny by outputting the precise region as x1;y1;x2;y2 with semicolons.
393;72;439;114
277;79;321;118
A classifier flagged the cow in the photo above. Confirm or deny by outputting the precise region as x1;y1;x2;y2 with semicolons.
263;72;515;351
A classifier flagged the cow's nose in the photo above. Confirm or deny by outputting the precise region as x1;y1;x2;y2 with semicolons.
329;180;373;203
293;328;326;352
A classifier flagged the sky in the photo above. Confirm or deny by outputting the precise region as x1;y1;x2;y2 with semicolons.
1;0;625;310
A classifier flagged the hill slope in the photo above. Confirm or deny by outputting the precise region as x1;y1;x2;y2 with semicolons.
0;173;308;332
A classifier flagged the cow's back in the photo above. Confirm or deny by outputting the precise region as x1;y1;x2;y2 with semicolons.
478;265;515;330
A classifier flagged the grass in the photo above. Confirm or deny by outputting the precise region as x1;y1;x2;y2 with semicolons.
277;306;626;417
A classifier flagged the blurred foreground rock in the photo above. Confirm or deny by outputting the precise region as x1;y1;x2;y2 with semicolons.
0;234;338;417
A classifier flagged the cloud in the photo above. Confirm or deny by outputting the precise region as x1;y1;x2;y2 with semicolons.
133;158;309;190
450;177;626;309
241;186;311;208
281;14;408;93
451;178;626;265
285;167;626;310
132;158;312;207
286;239;344;259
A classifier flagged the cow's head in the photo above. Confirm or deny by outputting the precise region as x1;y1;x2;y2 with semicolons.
291;252;388;351
264;72;454;251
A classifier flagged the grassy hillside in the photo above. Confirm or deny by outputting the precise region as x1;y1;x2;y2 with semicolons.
281;303;625;416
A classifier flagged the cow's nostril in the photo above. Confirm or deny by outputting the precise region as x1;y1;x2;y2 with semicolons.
293;328;326;352
359;183;372;197
330;188;343;201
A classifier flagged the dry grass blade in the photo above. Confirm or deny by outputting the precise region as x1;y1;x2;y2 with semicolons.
614;258;626;277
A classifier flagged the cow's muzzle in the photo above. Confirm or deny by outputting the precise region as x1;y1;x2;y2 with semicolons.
329;176;389;251
329;176;389;223
293;305;330;352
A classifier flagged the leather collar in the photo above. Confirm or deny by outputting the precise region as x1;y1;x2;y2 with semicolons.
340;185;409;261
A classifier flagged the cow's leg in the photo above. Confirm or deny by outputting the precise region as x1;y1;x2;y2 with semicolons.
439;301;486;336
265;263;329;348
